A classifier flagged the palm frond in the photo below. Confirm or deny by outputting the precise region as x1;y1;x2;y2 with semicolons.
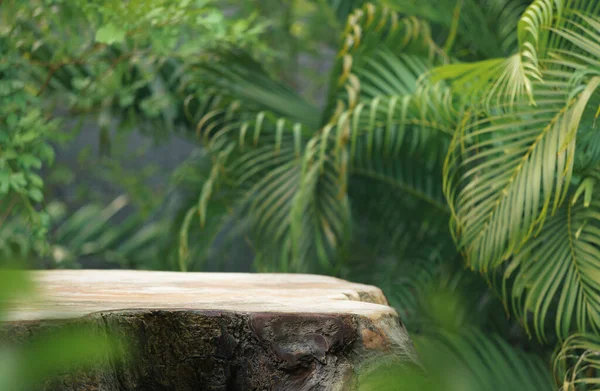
188;112;332;272
325;3;457;221
191;49;320;128
444;74;600;271
50;196;170;269
442;4;600;341
554;333;600;390
323;4;443;121
382;0;530;58
288;139;352;272
158;149;244;271
431;0;600;111
188;3;458;273
428;53;535;111
503;197;600;341
320;0;368;25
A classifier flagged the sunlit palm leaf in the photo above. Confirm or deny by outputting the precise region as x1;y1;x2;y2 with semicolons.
443;4;600;266
445;2;600;318
432;0;600;110
429;53;536;111
444;74;599;271
443;4;600;341
503;197;600;340
517;0;600;88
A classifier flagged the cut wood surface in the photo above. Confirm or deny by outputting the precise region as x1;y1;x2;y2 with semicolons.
2;270;418;390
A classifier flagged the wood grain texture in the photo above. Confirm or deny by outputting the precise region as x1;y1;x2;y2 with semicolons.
2;270;418;390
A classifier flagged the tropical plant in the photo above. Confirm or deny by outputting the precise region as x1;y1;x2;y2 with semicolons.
0;42;57;264
0;0;268;262
5;196;166;269
175;0;600;388
554;333;600;390
4;0;600;388
1;2;267;387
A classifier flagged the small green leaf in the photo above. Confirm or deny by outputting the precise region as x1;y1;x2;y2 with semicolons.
95;23;126;45
9;173;27;190
572;177;596;207
72;77;92;90
28;188;43;203
18;154;42;169
39;144;55;164
2;150;17;161
28;173;43;188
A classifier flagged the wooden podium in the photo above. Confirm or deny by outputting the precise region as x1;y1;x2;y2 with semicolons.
2;270;417;390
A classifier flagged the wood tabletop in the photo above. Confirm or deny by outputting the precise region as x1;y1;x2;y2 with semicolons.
5;270;396;322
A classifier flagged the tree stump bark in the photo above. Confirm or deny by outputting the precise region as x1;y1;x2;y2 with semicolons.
2;271;418;390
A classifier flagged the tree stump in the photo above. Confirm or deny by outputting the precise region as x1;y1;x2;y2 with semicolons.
2;270;418;390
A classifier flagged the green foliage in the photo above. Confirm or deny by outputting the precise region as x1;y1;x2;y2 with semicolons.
359;330;554;391
0;61;56;259
554;333;600;390
5;0;268;135
0;1;268;386
181;0;600;388
3;0;600;388
441;0;600;341
0;0;268;260
1;197;165;269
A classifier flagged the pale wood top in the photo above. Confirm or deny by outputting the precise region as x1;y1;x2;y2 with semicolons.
5;270;397;322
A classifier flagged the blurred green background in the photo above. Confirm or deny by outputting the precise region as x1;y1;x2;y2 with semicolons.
1;0;600;389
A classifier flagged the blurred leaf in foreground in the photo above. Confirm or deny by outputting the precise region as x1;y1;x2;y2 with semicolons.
0;327;118;390
358;331;553;391
358;286;554;391
0;268;124;390
0;268;33;313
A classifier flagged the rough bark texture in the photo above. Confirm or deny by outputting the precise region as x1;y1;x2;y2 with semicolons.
2;271;418;390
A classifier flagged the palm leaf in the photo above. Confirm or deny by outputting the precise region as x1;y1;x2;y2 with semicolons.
189;3;456;273
431;0;600;110
428;53;536;111
320;0;368;25
323;3;443;122
442;3;600;268
503;196;600;340
382;0;529;58
191;49;320;128
189;113;322;271
554;333;600;390
443;5;600;337
289;140;352;272
444;74;599;271
517;0;600;88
